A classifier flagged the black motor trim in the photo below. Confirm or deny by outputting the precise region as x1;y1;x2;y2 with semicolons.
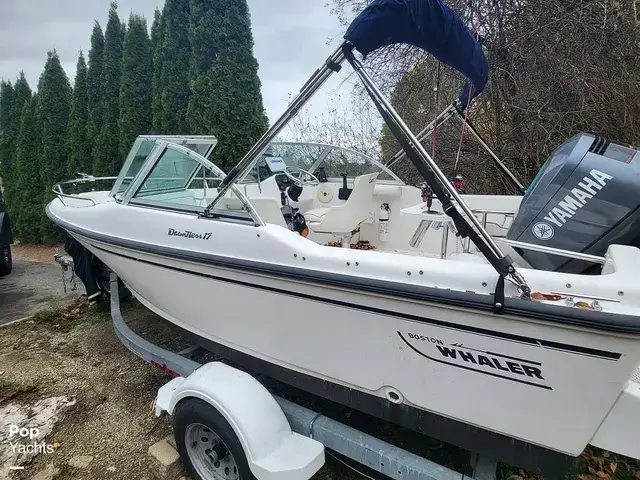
507;132;640;273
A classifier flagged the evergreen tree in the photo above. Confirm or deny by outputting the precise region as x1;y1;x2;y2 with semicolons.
4;73;32;217
150;8;165;133
94;2;124;175
14;96;43;243
39;50;72;243
86;22;105;167
10;74;32;146
187;0;268;171
69;52;90;174
119;13;152;158
160;0;191;134
0;81;14;200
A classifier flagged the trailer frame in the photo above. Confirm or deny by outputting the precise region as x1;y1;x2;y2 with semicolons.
108;272;497;480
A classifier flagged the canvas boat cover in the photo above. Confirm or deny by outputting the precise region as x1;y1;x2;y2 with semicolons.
344;0;488;106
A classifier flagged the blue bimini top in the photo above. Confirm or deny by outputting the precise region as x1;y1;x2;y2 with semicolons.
344;0;489;106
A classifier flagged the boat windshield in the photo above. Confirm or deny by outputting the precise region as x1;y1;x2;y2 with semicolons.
110;135;218;196
239;142;403;185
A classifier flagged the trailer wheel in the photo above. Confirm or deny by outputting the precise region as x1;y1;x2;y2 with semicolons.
173;398;256;480
0;245;12;277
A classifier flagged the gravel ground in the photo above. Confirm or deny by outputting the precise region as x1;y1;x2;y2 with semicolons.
0;301;177;479
0;244;78;326
0;299;390;480
0;245;388;479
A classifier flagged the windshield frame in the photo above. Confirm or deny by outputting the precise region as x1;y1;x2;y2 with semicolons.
237;141;404;185
110;135;219;197
116;141;263;225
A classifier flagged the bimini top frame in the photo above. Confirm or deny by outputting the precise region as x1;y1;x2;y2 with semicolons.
203;43;530;299
385;102;526;194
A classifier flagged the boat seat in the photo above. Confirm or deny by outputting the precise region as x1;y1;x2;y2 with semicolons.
304;208;330;223
220;196;288;228
305;172;379;238
249;197;288;228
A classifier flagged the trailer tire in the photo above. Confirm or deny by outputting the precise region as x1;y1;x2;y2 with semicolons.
173;398;256;480
0;245;12;277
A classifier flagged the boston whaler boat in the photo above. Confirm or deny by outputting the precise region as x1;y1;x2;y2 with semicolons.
47;0;640;476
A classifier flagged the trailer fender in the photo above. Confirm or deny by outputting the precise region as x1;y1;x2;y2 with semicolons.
155;362;325;480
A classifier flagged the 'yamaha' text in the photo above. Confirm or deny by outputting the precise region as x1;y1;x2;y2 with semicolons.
543;168;613;228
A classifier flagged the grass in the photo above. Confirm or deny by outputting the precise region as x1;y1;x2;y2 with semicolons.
27;298;110;328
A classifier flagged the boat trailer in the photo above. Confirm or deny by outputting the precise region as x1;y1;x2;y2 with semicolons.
107;273;499;480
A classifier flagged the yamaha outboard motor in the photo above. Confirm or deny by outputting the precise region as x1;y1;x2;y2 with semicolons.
506;132;640;273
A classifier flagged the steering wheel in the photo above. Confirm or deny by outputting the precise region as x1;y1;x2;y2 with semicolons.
282;166;320;187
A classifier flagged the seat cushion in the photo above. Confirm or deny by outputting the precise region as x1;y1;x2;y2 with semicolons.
304;208;330;223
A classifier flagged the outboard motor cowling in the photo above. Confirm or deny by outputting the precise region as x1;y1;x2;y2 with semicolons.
506;133;640;273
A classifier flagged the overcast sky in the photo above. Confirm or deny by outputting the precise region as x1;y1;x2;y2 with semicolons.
0;0;355;125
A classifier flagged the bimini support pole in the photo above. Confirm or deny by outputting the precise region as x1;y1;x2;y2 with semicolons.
343;43;530;298
451;107;525;193
385;103;457;169
204;47;346;216
386;103;525;194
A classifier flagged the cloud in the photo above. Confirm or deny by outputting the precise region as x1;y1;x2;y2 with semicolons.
0;0;356;126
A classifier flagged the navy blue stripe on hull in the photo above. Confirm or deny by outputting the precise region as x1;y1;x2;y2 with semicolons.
90;241;622;362
48;207;640;337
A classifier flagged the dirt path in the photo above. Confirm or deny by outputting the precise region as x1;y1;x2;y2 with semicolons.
0;244;78;326
0;301;175;479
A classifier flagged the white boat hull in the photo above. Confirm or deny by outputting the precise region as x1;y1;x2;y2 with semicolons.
48;196;640;457
46;181;640;477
